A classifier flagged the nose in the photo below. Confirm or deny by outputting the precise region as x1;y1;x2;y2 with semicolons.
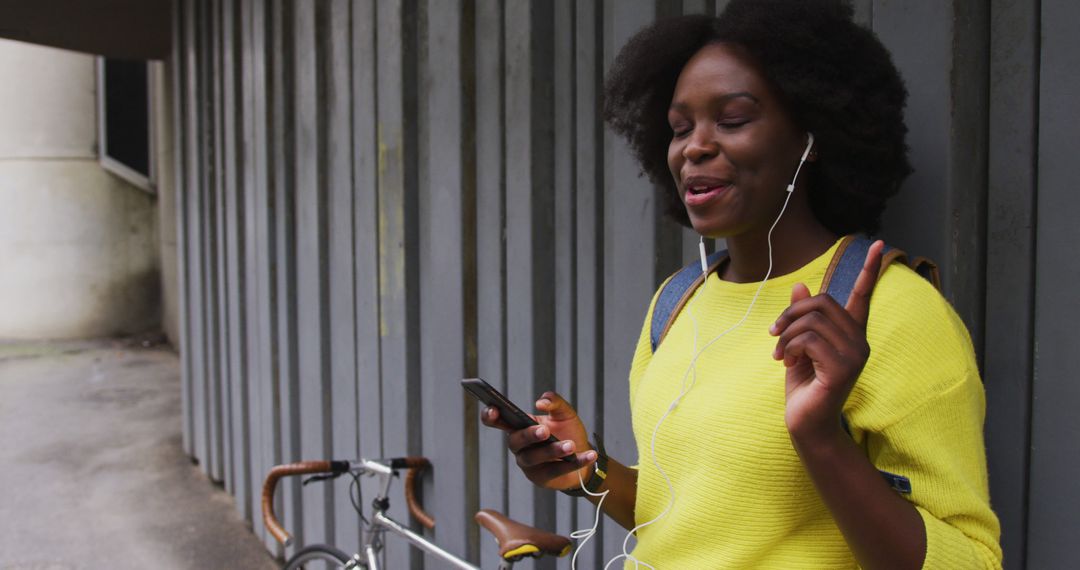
682;128;718;163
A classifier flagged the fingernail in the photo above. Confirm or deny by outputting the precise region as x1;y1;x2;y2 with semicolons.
535;426;548;439
537;398;552;407
769;323;777;335
560;441;574;453
585;451;598;462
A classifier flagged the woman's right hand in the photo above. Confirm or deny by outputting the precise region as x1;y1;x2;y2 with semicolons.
480;391;598;491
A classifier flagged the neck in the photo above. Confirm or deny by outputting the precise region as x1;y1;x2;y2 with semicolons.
720;213;837;284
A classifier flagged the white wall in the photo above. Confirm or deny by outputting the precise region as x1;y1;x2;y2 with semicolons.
0;39;159;339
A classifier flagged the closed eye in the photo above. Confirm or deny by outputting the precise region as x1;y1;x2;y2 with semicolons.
718;119;749;130
670;122;693;139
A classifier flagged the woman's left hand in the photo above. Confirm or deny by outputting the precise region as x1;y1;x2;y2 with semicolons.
769;240;885;441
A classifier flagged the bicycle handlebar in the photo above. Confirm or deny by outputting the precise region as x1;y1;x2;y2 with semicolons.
261;460;342;546
402;457;435;529
261;457;435;547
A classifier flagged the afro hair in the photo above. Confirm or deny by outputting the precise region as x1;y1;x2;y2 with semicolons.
603;0;911;236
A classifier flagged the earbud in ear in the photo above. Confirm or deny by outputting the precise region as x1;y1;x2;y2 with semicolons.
801;132;815;162
787;133;816;193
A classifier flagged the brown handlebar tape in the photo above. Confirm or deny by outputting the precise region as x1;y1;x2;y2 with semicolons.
401;457;435;529
261;460;332;546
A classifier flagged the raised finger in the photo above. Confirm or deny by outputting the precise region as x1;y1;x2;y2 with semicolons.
844;240;885;325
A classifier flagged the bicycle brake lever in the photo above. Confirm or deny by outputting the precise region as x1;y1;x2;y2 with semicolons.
302;472;343;486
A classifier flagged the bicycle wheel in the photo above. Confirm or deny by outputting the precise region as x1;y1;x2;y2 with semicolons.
283;544;354;570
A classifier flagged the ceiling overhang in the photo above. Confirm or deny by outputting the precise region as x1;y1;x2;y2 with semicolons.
0;0;172;60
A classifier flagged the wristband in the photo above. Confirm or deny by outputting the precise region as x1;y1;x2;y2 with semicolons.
560;433;608;497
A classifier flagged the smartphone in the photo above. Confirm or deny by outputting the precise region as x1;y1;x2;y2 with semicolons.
461;377;575;462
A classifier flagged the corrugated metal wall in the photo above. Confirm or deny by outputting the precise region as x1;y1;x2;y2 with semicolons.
171;0;1078;567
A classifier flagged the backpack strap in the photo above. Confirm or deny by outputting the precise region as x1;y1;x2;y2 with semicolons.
910;256;941;290
651;235;939;353
650;249;729;352
820;235;900;307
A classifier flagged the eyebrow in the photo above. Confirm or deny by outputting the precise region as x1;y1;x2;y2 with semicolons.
669;91;760;113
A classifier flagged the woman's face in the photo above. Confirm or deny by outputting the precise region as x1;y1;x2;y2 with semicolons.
667;43;811;239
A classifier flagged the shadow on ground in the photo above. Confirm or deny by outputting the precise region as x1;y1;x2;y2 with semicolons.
0;337;279;570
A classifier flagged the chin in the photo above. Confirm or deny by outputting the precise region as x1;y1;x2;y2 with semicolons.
688;215;731;240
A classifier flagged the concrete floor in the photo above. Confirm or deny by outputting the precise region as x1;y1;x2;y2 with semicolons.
0;338;279;570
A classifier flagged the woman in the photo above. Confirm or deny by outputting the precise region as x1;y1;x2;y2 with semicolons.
483;1;1002;568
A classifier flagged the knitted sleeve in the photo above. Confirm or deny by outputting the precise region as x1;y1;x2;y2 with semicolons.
859;269;1003;569
869;366;1002;568
851;267;1002;570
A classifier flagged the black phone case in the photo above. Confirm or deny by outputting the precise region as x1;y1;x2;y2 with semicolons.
461;377;537;429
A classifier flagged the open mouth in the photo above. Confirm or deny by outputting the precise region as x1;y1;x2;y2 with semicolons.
687;184;723;195
682;177;733;207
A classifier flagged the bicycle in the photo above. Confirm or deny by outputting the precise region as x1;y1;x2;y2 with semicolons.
262;456;573;569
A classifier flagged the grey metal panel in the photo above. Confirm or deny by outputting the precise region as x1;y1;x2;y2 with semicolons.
202;0;225;482
874;0;990;343
269;0;304;549
185;0;208;473
349;0;385;550
873;2;951;265
601;0;658;557
323;0;363;555
210;0;230;486
552;0;577;542
216;0;233;495
375;0;422;566
292;0;333;549
174;0;193;458
573;2;605;566
985;0;1038;566
223;0;252;515
418;1;478;561
241;0;279;548
1028;1;1080;566
504;5;557;558
473;1;508;567
946;0;990;357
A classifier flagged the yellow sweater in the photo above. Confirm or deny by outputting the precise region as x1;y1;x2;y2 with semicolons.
626;238;1002;569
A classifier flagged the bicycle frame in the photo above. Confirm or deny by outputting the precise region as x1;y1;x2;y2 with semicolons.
354;458;481;570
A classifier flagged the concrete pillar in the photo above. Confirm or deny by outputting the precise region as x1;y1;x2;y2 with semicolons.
153;60;180;346
0;39;159;339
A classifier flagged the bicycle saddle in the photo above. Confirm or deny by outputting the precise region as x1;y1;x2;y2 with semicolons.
474;509;572;561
